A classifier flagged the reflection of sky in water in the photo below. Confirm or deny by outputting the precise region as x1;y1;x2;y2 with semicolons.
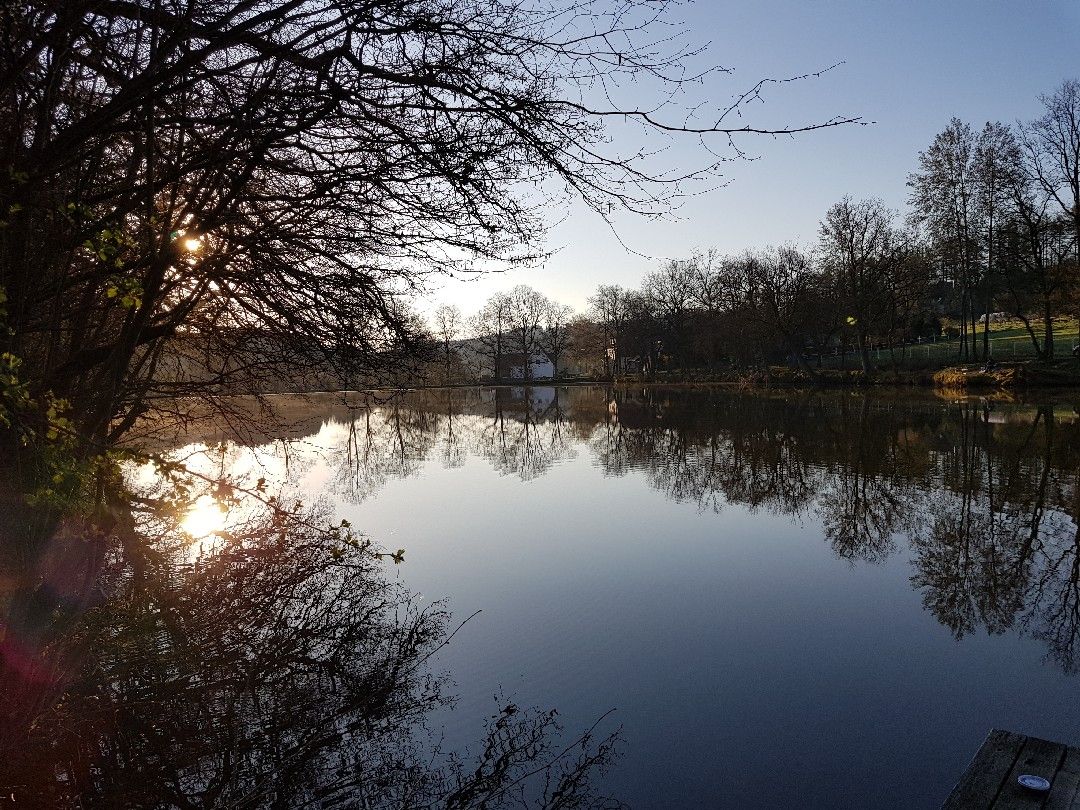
139;388;1080;808
356;453;1080;809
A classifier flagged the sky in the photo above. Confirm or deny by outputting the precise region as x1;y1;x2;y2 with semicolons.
422;0;1080;320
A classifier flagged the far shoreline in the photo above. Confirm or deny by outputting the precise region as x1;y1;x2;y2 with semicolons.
229;361;1080;397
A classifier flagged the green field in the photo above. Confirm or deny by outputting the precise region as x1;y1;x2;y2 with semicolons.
817;318;1080;370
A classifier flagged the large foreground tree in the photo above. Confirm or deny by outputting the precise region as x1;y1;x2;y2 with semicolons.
0;0;858;453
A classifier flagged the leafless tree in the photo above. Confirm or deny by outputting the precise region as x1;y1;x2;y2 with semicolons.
506;285;549;380
0;0;861;457
433;304;463;384
472;292;512;381
588;285;633;377
1000;173;1074;358
643;260;696;368
819;196;902;372
760;246;821;371
537;300;575;380
909;119;983;360
973;121;1022;358
565;315;608;377
686;249;726;367
1021;79;1080;271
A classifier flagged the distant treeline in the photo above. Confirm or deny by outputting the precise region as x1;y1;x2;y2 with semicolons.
432;79;1080;380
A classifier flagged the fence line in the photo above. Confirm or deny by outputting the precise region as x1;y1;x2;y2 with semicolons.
814;333;1080;370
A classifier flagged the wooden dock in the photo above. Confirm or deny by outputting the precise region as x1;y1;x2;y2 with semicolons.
943;729;1080;808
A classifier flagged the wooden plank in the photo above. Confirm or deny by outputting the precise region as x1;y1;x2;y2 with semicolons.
1045;748;1080;810
1044;770;1080;810
943;729;1026;809
1057;748;1080;777
992;736;1067;809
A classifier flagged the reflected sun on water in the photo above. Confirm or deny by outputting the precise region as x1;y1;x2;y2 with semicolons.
181;494;229;540
107;386;1080;808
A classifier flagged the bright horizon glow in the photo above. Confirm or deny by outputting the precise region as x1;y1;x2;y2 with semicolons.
420;0;1080;320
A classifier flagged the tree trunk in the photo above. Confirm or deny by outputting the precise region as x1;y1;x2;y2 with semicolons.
970;303;979;363
1044;299;1055;360
1015;311;1043;359
519;328;532;382
958;291;967;362
786;336;817;378
858;329;873;374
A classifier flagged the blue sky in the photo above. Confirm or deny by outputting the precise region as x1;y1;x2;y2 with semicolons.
426;0;1080;318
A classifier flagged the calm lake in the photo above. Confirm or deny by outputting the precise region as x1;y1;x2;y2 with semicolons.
137;385;1080;806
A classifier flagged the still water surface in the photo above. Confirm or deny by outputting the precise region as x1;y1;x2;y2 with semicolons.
139;385;1080;808
10;385;1080;806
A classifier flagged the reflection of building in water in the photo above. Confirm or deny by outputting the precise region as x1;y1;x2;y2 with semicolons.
496;352;553;380
507;385;556;410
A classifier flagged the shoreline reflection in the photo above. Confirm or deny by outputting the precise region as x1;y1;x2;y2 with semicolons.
155;386;1080;674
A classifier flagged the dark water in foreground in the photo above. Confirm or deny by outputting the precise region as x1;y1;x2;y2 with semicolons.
7;385;1080;807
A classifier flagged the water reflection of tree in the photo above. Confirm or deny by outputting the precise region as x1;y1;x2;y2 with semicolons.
908;405;1040;638
336;398;440;501
907;405;1080;671
323;389;584;499
134;387;1080;675
1027;508;1080;672
580;389;1080;673
816;397;917;564
469;388;577;481
440;389;467;470
0;505;622;807
591;389;822;517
